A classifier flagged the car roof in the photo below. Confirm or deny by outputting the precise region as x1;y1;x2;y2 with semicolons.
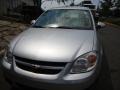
50;6;90;10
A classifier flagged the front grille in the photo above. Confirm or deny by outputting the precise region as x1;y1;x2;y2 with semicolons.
14;56;67;75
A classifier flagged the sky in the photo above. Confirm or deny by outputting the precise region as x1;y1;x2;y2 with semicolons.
41;0;102;11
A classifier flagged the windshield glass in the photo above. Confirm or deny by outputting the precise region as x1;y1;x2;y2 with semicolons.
33;9;93;30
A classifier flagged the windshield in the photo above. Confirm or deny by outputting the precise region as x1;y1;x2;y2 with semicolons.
33;9;93;30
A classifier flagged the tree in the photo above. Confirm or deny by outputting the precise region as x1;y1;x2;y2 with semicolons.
116;0;120;7
57;0;72;5
114;0;120;17
33;0;41;8
33;0;70;8
100;0;112;16
70;0;75;6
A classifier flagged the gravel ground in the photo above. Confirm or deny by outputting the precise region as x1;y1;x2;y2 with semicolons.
0;20;29;58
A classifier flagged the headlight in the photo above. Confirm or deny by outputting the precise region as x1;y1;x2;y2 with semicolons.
70;51;97;74
4;48;13;64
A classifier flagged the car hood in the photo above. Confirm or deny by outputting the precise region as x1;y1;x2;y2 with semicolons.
12;28;95;62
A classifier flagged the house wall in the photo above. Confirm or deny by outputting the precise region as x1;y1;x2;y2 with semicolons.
0;0;8;15
0;0;33;16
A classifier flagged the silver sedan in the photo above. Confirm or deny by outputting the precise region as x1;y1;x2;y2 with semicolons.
2;6;103;90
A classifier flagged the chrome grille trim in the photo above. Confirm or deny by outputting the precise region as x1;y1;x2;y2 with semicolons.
15;59;64;70
14;56;67;74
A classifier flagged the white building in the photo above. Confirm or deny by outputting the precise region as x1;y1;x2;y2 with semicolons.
41;0;101;11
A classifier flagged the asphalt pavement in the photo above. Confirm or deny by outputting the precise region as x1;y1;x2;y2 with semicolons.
0;24;120;90
99;25;120;90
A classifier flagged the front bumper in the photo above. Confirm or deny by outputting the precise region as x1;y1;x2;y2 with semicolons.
1;59;100;90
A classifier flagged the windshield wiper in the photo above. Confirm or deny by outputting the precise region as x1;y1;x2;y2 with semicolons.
33;26;83;30
56;26;90;30
32;25;45;28
54;26;73;29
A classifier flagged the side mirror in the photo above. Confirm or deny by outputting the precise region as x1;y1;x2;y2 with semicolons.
31;20;36;25
96;22;106;29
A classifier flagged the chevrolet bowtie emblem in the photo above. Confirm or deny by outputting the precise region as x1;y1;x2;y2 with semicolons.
32;64;40;68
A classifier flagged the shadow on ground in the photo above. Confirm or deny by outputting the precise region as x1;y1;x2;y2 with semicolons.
87;52;113;90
